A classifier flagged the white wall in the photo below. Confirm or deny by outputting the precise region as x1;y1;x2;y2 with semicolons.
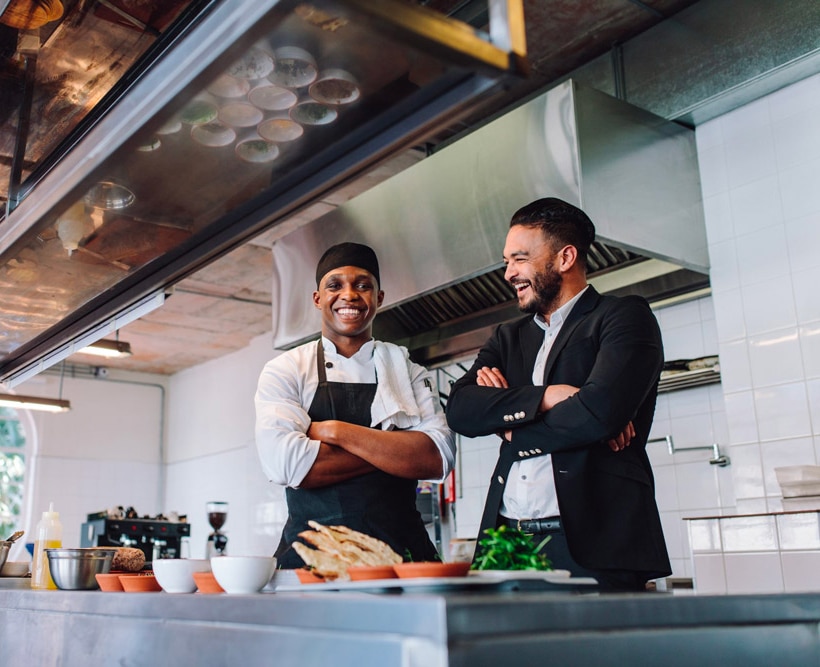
13;369;166;557
698;72;820;512
163;332;286;559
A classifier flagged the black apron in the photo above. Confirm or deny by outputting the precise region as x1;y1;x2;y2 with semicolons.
274;341;439;568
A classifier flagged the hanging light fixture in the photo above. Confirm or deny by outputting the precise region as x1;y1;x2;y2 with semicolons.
0;362;71;413
78;338;133;358
0;394;71;413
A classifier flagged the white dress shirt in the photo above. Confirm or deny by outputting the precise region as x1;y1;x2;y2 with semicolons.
500;286;588;520
255;337;455;488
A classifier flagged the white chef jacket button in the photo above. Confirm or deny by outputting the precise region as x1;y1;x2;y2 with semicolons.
535;449;542;454
497;475;504;484
530;449;536;455
503;414;511;422
518;450;526;456
516;411;525;419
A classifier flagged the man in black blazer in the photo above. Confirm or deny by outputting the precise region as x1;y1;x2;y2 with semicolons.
446;197;671;592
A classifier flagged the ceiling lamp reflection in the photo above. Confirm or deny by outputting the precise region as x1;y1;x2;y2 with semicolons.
83;181;136;210
78;339;133;358
0;394;71;413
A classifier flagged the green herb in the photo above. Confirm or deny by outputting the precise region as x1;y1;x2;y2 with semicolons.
471;525;553;571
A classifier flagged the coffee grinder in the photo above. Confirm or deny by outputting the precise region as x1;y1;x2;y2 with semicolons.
206;501;228;558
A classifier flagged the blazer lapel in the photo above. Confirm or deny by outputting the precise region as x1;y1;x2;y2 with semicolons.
542;286;600;382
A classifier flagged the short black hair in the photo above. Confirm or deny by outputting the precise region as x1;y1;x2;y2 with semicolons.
510;198;596;271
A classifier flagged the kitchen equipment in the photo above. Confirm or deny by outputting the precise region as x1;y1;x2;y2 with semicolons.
152;558;210;594
80;512;191;563
206;501;228;558
775;466;820;498
210;555;276;594
45;547;118;590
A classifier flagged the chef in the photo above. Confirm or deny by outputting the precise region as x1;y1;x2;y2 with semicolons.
254;242;455;567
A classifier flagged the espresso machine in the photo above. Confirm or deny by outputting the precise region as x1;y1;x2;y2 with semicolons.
81;510;191;563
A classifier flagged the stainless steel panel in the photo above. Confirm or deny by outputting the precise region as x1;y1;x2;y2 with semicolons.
271;79;707;349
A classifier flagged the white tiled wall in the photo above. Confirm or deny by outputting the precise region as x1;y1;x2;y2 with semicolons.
699;71;820;518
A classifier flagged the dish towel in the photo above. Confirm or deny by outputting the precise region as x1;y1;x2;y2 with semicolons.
370;342;422;430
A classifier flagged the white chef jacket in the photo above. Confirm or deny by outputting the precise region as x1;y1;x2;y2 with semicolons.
254;337;455;488
500;286;588;520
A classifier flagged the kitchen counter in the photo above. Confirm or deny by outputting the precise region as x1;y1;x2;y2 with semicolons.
2;582;820;666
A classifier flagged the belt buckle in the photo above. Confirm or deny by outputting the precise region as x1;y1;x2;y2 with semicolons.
516;519;530;532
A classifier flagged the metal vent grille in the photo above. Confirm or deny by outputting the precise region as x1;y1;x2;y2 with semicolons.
379;241;638;337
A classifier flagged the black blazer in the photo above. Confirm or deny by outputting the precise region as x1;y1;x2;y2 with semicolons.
447;286;671;577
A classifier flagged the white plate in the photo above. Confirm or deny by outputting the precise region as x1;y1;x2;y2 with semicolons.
274;572;595;594
468;569;571;581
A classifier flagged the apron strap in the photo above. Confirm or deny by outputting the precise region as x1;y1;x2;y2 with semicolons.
315;339;336;419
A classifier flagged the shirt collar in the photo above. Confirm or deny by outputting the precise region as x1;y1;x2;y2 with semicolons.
533;285;589;332
321;336;375;362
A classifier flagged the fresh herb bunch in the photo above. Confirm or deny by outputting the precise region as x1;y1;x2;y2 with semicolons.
471;525;553;571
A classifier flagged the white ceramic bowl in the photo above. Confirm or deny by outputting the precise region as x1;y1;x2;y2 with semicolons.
210;556;276;594
152;558;211;594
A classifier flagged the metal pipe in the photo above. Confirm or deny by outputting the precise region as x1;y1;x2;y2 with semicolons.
647;434;730;467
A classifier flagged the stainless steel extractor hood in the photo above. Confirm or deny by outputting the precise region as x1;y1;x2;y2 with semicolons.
0;0;527;386
270;79;709;365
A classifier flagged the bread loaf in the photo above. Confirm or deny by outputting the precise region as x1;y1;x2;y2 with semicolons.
111;547;145;572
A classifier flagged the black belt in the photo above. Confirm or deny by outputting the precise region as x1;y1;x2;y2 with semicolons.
499;516;561;533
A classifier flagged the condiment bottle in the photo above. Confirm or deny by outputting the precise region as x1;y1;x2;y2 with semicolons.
31;502;62;590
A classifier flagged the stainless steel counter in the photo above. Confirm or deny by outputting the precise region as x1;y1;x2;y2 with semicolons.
2;584;820;666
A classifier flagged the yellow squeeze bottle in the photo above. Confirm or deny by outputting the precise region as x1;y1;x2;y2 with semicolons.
31;502;63;590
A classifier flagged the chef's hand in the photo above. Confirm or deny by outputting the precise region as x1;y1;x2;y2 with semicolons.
607;421;635;452
476;366;509;388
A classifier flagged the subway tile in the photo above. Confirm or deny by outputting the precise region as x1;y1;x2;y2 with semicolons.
779;157;820;221
675;461;721;510
793;266;820;325
707;242;740;294
726;442;764;499
688;518;721;552
702;192;735;244
712;289;746;343
777;513;820;550
754;383;812;442
785;211;820;274
748;328;803;386
760;436;816;496
724;130;778;190
735;498;769;515
691;553;726;594
724;553;783;593
717;339;752;393
772;104;820;170
781;552;820;593
729;174;784;235
661;323;707;361
668;385;713;420
735;226;790;286
653;465;679;512
800;322;820;379
809;381;820;437
721;514;778;551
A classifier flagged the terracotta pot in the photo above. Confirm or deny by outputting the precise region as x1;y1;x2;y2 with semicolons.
95;572;125;592
118;573;162;593
347;565;398;581
392;561;471;579
192;570;224;594
294;568;324;584
0;0;64;30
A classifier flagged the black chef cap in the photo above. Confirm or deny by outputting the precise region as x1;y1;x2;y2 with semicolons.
315;242;380;287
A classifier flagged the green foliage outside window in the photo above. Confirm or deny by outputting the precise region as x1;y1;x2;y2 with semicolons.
0;407;26;538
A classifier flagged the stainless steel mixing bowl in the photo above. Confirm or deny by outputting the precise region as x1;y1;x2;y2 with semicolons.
45;548;119;590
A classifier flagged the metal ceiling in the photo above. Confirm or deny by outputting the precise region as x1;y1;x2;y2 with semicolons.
3;0;819;376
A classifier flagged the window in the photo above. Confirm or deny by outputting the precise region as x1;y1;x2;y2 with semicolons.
0;406;26;538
